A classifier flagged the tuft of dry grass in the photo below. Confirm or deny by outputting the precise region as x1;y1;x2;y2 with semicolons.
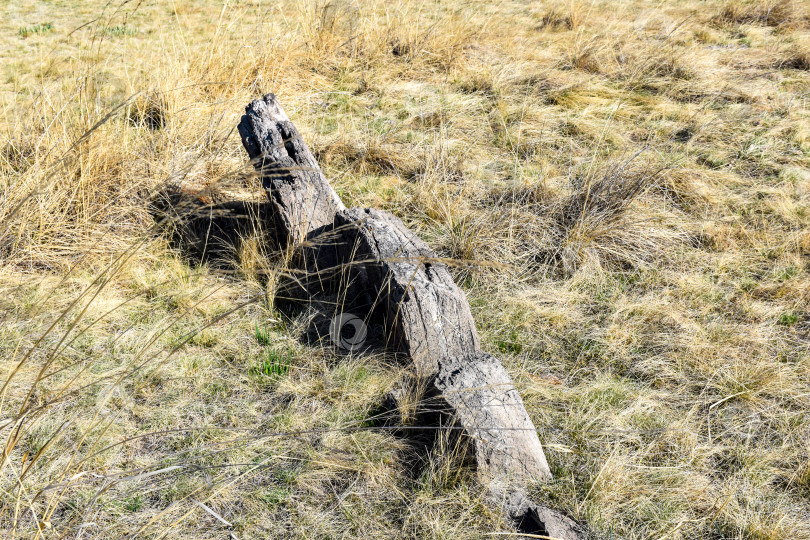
544;157;666;275
538;2;586;32
780;43;810;70
713;0;809;30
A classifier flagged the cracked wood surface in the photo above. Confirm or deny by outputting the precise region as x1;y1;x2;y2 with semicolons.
238;93;345;245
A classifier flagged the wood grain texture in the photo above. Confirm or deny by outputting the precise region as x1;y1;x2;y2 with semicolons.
432;351;552;484
238;94;345;245
331;207;480;377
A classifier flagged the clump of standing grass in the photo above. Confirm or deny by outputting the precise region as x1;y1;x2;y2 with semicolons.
18;23;53;38
255;322;273;346
253;323;291;378
128;92;168;130
492;151;686;277
546;158;658;274
561;37;606;73
538;2;585;31
712;0;808;29
253;349;292;378
780;43;810;70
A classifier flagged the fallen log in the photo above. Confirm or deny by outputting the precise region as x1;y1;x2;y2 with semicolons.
238;94;584;539
327;209;551;484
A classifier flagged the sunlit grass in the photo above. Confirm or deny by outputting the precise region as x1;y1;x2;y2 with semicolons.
0;0;808;538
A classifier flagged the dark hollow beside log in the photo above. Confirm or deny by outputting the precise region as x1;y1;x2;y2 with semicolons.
151;185;278;266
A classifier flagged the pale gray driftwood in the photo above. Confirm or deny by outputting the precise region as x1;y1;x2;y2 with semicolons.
237;93;345;245
331;207;480;377
432;351;551;484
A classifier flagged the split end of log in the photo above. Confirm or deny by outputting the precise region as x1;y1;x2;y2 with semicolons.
490;486;588;540
238;94;345;245
237;93;289;159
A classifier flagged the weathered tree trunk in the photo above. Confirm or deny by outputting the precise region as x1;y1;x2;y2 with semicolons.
327;209;550;483
237;94;584;540
330;208;480;377
432;351;551;484
238;94;345;246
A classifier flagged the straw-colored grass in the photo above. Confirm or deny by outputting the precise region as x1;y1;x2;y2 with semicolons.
1;0;809;538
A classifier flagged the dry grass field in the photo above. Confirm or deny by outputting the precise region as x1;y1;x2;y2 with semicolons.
1;0;809;538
